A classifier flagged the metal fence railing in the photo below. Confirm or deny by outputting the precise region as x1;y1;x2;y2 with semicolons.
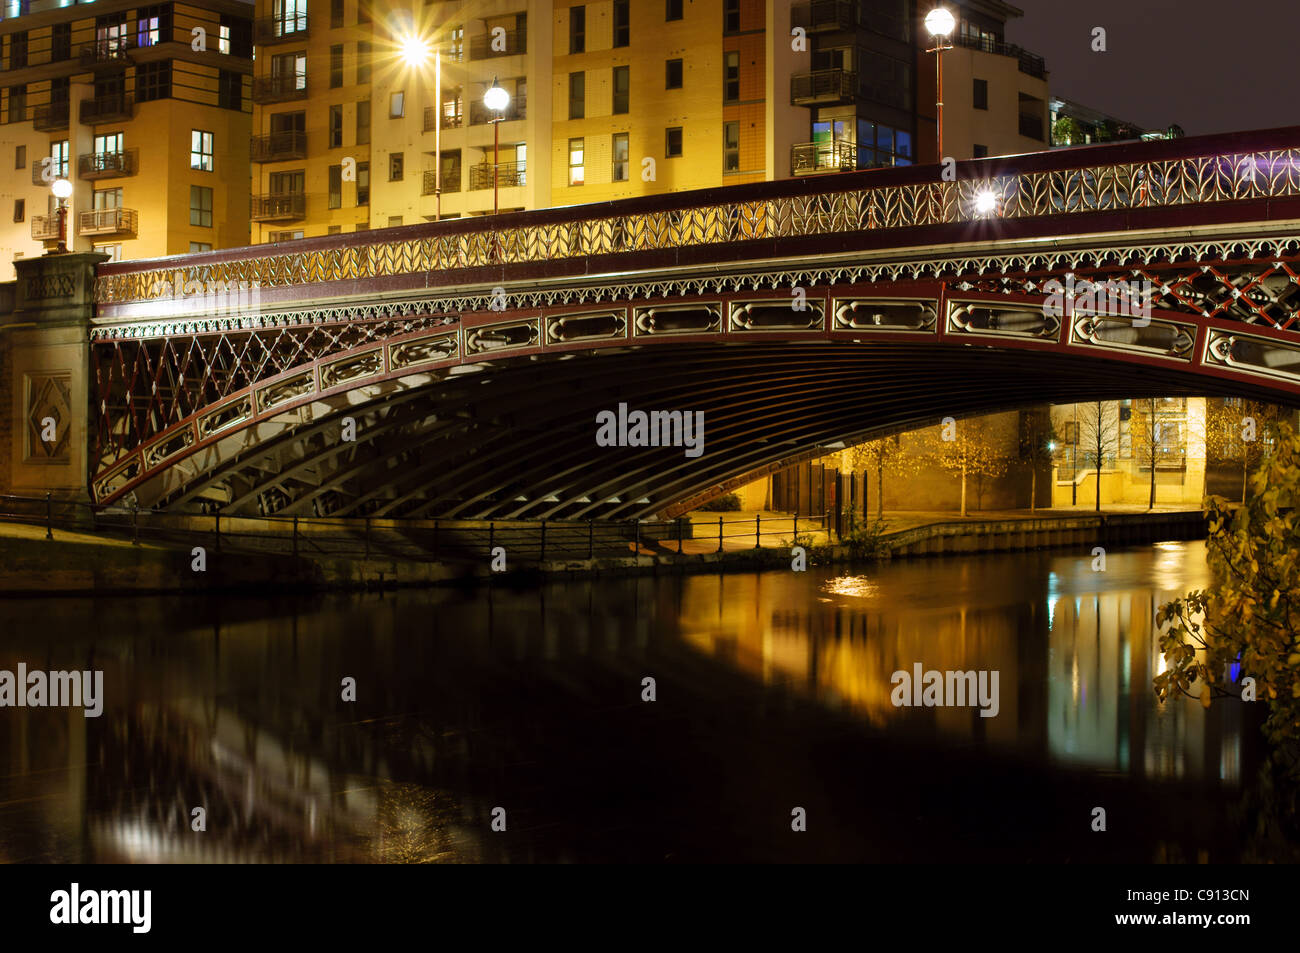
0;494;831;566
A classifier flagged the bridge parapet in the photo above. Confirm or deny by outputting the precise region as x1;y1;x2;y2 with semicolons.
93;127;1300;326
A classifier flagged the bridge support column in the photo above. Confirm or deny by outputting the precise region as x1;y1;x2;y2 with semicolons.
0;252;106;506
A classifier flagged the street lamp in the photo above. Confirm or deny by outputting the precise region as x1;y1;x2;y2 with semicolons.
924;7;956;160
51;177;72;254
483;77;511;215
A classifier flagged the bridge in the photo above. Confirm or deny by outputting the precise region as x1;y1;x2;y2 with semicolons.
62;127;1300;519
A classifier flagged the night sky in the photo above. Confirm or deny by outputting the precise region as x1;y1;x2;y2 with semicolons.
1006;0;1298;137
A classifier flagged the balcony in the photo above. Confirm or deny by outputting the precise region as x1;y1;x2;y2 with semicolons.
79;207;138;238
80;95;133;124
31;160;69;186
791;139;858;175
250;192;306;222
424;106;464;132
791;69;856;105
30;215;61;242
79;37;135;68
252;75;308;105
255;14;309;45
250;130;307;163
469;161;525;191
791;1;856;32
1019;114;1045;141
468;97;525;126
470;29;526;59
79;150;137;180
421;168;462;195
33;102;69;132
954;33;1047;80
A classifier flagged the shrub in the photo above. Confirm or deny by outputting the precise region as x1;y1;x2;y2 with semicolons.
698;492;743;512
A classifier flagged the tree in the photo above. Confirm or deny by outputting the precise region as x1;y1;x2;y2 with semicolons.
922;417;1013;517
1052;116;1084;147
1074;401;1120;511
1205;398;1287;502
1155;421;1300;776
1019;408;1058;511
843;434;921;522
1130;398;1178;511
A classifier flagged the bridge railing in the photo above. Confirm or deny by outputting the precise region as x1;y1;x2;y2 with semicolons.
0;494;830;564
92;126;1300;313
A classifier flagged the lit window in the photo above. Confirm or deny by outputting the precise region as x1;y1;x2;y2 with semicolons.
190;242;213;252
390;91;404;118
191;130;214;171
219;25;231;55
389;152;403;181
612;133;628;182
568;137;584;186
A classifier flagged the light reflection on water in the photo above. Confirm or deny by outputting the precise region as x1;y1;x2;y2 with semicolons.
0;540;1263;863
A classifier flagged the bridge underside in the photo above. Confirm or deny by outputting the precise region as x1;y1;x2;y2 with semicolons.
115;341;1293;521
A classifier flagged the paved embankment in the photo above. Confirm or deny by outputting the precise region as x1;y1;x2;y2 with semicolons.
0;508;1206;594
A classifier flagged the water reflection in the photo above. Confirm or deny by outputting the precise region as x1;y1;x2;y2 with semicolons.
0;541;1265;863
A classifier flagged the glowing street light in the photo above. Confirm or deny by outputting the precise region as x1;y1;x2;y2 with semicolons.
398;33;431;68
973;188;999;216
51;177;72;254
483;77;511;215
924;7;956;160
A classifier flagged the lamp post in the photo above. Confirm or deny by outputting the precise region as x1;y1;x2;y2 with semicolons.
924;7;955;160
51;177;72;254
483;77;510;215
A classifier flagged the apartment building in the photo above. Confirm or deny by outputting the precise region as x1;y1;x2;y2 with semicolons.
0;0;254;279
249;0;1056;240
915;0;1050;162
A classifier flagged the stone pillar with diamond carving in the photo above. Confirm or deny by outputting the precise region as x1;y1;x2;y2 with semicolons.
0;251;108;504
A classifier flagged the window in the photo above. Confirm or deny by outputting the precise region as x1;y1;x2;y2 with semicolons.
12;199;23;223
612;132;628;182
269;170;303;194
390;91;404;118
328;164;342;208
328;225;342;235
136;4;171;47
190;185;213;227
569;72;584;120
273;0;306;36
723;121;739;172
136;61;172;102
218;69;242;110
96;244;123;262
665;59;683;89
973;144;988;158
387;215;402;227
219;24;231;54
50;141;69;178
355;223;369;232
93;188;123;211
269;230;304;241
356;100;370;143
569;6;585;54
724;0;740;32
52;23;71;61
447;25;464;61
190;242;213;252
357;1;370;25
10;31;26;69
612;66;629;115
724;51;739;102
331;0;344;29
330;45;343;87
191;130;214;171
271;51;306;91
219;14;251;57
613;1;629;46
568;137;584;186
973;78;988;110
389;151;403;181
328;104;343;147
358;41;372;84
270;110;305;136
7;84;24;123
666;126;682;157
93;132;123;157
14;144;23;169
356;161;370;204
666;0;683;20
